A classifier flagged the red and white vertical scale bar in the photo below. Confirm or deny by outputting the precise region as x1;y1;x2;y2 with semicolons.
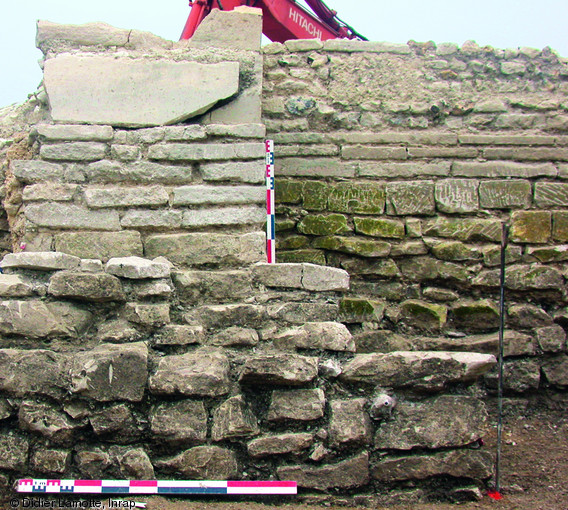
265;139;276;264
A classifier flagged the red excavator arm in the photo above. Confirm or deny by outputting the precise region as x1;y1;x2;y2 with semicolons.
180;0;367;42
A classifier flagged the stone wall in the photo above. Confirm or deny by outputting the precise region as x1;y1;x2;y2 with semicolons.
263;39;568;397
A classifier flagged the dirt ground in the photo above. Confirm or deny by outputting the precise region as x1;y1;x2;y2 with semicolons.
7;397;568;510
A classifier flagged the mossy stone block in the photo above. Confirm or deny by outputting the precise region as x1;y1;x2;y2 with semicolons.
278;235;310;250
275;180;303;204
431;241;480;261
275;218;297;232
302;181;329;211
511;211;551;244
298;214;349;235
341;258;400;277
400;299;447;331
328;182;385;214
314;236;391;258
553;212;568;242
277;249;326;265
353;217;405;238
423;218;502;242
339;297;385;323
451;299;500;331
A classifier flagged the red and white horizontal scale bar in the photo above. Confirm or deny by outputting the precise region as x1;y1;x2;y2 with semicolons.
18;479;297;495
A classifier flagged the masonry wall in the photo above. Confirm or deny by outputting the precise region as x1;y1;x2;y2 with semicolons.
263;38;568;396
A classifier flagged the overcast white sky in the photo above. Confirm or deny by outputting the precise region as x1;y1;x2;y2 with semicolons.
1;0;567;107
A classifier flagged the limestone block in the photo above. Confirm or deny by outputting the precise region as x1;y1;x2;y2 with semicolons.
372;450;493;482
75;448;112;478
341;351;496;390
506;264;564;290
400;300;448;331
313;236;391;258
273;322;355;352
31;449;71;474
0;275;33;297
148;142;264;161
434;179;479;213
25;203;121;230
0;433;29;471
201;161;264;183
149;349;231;397
85;186;169;208
353;217;405;238
328;182;386;214
173;270;252;304
535;325;566;353
187;304;265;329
96;319;141;344
164;125;207;141
117;449;155;480
329;399;372;447
11;160;67;183
106;256;170;279
88;160;193;184
19;401;83;445
152;325;205;347
240;353;318;386
298;214;349;235
508;304;553;328
1;251;80;271
48;271;125;302
553;211;568;241
205;123;266;139
123;303;170;326
303;263;350;291
89;404;141;443
155;446;237;479
386;181;435;215
144;232;265;268
44;55;240;127
69;342;148;402
248;433;314;457
23;183;79;202
55;231;143;261
35;124;114;141
252;263;304;288
186;7;262;51
511;211;552;243
40;142;107;162
485;359;541;392
431;241;480;261
277;452;369;490
451;299;500;331
36;20;130;51
374;396;488;449
150;400;207;444
128;279;174;299
181;206;265;227
542;355;568;387
339;298;385;324
267;388;325;421
173;185;264;206
423;217;503;242
212;395;260;441
479;180;531;209
209;327;259;347
267;302;339;323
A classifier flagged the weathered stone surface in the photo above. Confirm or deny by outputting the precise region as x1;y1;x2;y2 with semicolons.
298;213;349;235
507;265;564;291
267;302;339;323
451;299;500;331
302;263;350;291
36;124;114;142
0;300;90;338
187;304;265;329
173;270;252;304
329;399;372;447
372;449;493;482
341;351;496;390
209;327;259;347
128;279;174;299
201;161;264;183
120;209;183;229
182;206;265;227
97;319;142;344
25;203;121;230
87;160;193;184
248;433;314;457
553;211;568;241
69;342;148;402
0;275;33;297
212;395;260;441
479;180;531;209
400;300;448;331
386;181;435;215
511;211;551;243
124;303;170;327
19;401;83;445
149;142;264;161
145;232;265;268
149;349;231;397
11;160;67;183
85;186;169;208
156;446;237;479
535;325;566;353
431;241;480;261
423;218;502;242
89;404;140;443
273;322;355;352
117;448;155;480
434;179;479;213
508;304;553;328
23;183;78;202
535;183;568;207
313;236;391;257
36;20;130;50
268;389;325;421
0;433;29;471
277;452;369;490
150;400;207;444
1;251;80;271
31;448;71;474
527;245;568;263
252;262;303;288
55;231;143;261
354;217;405;238
327;182;386;214
75;448;112;478
252;262;349;291
48;271;125;302
485;359;541;392
374;396;488;449
172;185;264;205
240;353;318;386
44;55;240;127
153;325;204;346
542;355;568;387
40;142;107;161
106;256;170;279
339;298;385;323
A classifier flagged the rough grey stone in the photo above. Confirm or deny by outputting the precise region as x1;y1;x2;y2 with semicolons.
173;270;252;304
0;433;29;471
117;449;155;480
106;256;170;279
31;448;71;474
48;271;125;302
0;275;33;297
187;303;265;330
252;263;304;289
212;395;260;441
150;400;207;444
55;231;143;261
267;302;339;324
277;452;369;490
23;183;78;202
268;388;325;422
36;20;130;50
156;446;237;479
40;142;107;161
374;396;488;449
508;304;553;328
1;251;80;271
84;186;169;208
149;349;231;397
152;325;204;346
36;124;114;141
145;232;265;268
149;142;264;161
89;404;140;443
209;327;259;347
240;353;318;386
205;123;266;139
44;55;240;127
248;433;314;457
329;399;372;447
128;279;174;299
19;401;83;445
341;351;496;390
69;342;148;402
182;206;265;227
386;181;435;215
88;160;193;184
542;355;568;388
535;325;566;353
25;203;121;230
201;161;264;183
272;322;355;352
434;179;479;213
302;263;350;291
120;209;183;229
173;185;264;206
96;319;142;344
479;180;532;209
11;160;67;183
372;449;493;482
485;359;540;392
75;448;112;478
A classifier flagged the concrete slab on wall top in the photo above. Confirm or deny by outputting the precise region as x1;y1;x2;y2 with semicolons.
43;56;240;127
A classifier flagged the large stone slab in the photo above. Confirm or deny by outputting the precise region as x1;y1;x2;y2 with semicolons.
156;446;237;479
268;388;325;422
239;353;318;386
48;271;125;302
44;55;240;127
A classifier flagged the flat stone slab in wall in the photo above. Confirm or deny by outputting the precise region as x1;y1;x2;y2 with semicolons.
43;56;240;127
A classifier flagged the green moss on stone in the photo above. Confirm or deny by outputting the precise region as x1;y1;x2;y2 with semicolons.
313;236;391;258
400;299;448;331
431;241;480;261
354;217;405;238
275;218;297;232
339;297;385;323
302;181;329;211
451;299;499;330
278;235;310;250
277;249;326;265
511;211;551;244
275;180;303;204
298;214;350;236
328;182;386;214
